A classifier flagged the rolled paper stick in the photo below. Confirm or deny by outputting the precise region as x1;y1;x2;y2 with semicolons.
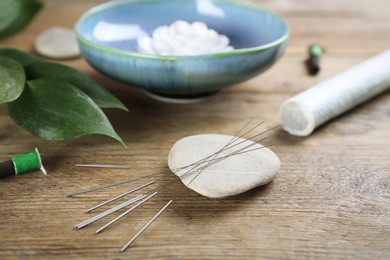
280;50;390;136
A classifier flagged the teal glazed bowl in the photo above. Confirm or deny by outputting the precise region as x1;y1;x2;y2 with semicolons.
76;0;289;99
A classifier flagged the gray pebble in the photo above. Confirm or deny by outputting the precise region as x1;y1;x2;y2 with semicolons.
168;134;280;198
34;27;80;59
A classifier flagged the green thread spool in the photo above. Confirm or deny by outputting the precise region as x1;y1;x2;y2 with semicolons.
12;148;43;175
0;148;46;178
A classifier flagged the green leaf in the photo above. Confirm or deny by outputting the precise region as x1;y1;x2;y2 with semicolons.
0;48;40;66
0;56;26;104
7;78;124;144
24;62;128;111
0;0;43;39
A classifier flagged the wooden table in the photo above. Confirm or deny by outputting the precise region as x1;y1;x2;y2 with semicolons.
1;0;389;259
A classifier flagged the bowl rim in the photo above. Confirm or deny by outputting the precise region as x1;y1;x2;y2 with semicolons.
75;0;290;61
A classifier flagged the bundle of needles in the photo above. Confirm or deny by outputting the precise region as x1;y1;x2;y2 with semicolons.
67;121;280;252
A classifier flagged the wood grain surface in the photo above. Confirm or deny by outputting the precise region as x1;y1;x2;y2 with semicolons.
0;0;389;259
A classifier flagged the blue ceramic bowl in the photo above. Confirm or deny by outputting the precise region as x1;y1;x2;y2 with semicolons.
76;0;289;99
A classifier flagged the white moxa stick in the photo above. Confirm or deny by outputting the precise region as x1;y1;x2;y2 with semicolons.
280;50;390;136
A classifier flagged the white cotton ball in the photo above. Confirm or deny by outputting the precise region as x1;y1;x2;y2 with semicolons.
137;20;234;56
191;21;208;31
206;29;218;42
172;20;191;35
216;35;229;47
151;40;172;54
152;25;169;41
166;34;185;51
137;36;154;54
191;22;208;38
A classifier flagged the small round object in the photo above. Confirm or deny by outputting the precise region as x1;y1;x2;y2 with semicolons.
168;134;280;198
34;27;80;59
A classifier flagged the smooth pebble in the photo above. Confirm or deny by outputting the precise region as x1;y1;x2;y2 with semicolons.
168;134;280;198
34;27;80;59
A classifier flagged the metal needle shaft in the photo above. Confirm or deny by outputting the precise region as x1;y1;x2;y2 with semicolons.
75;194;146;229
96;192;159;234
120;200;173;252
75;164;133;169
66;178;138;197
87;180;156;212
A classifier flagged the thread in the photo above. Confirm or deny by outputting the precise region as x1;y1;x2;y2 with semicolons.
280;49;390;136
0;148;46;178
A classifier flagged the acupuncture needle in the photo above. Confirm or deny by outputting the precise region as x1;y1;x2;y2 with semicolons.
75;164;170;171
178;122;266;181
185;143;277;184
66;178;138;197
75;164;133;169
173;119;261;172
177;124;280;180
177;144;277;180
173;124;278;176
180;135;270;181
86;180;156;212
96;191;159;234
75;194;146;229
120;200;173;252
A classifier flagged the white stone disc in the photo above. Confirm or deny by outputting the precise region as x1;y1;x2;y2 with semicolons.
168;134;280;198
34;27;80;59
